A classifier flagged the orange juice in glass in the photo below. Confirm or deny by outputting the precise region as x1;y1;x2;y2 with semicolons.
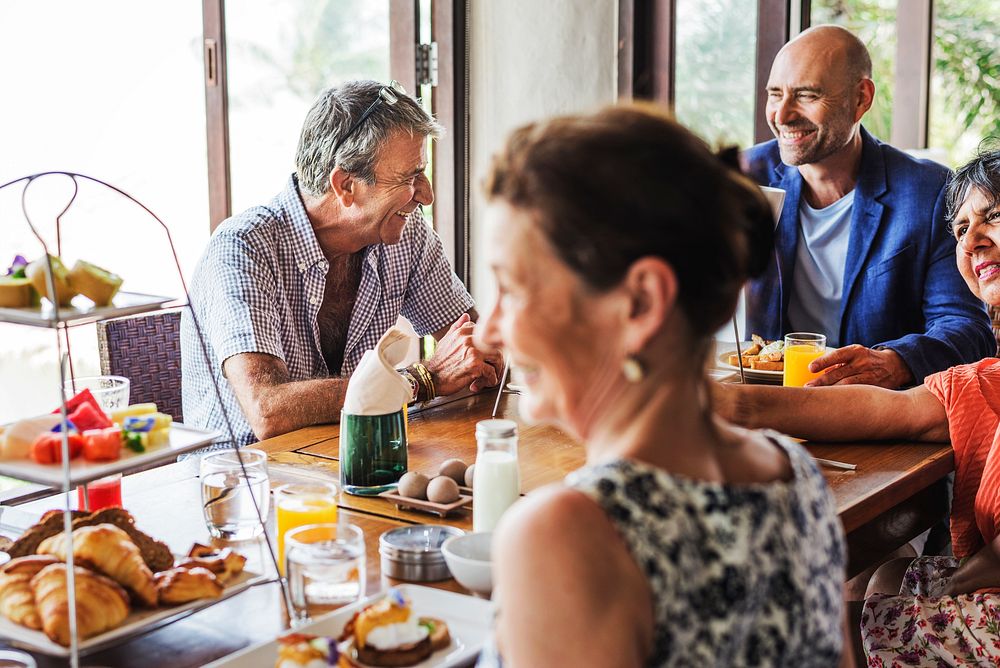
783;333;826;387
275;482;338;574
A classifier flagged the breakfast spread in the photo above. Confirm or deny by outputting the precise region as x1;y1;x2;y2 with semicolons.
0;509;244;646
727;334;786;371
338;589;451;667
4;253;123;309
0;397;172;465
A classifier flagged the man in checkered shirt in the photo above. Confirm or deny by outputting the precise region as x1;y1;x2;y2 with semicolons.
181;80;502;447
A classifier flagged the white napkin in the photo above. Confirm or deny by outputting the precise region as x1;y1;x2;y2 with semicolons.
342;327;414;416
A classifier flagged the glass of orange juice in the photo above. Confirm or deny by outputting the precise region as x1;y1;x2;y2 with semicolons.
783;333;826;387
275;482;338;574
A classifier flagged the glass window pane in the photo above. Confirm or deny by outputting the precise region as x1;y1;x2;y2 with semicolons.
811;0;896;142
226;0;392;214
0;1;207;423
928;0;1000;167
674;0;758;148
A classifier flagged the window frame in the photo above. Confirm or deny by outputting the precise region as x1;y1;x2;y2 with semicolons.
200;0;470;280
621;0;934;151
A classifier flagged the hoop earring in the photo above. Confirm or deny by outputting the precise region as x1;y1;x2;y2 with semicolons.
622;356;645;383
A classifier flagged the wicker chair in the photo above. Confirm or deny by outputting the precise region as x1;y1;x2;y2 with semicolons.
97;309;183;423
992;305;1000;356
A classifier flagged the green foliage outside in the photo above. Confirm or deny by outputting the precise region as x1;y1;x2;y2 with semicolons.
930;0;1000;166
674;0;759;149
809;0;1000;166
811;0;896;142
676;0;1000;168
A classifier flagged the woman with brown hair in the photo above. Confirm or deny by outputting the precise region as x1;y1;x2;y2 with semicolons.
475;104;848;666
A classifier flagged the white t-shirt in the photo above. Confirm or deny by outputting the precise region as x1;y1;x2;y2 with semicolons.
787;190;855;347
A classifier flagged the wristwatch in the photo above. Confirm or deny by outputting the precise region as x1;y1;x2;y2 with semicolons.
398;369;419;403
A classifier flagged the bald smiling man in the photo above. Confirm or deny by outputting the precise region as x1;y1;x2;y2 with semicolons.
744;25;993;388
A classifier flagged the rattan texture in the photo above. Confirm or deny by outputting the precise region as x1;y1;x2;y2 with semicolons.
97;310;183;423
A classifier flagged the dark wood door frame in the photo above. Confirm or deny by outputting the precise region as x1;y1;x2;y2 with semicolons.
618;0;675;106
203;0;230;231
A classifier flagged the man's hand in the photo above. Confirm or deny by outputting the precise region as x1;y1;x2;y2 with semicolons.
805;345;913;389
425;313;504;396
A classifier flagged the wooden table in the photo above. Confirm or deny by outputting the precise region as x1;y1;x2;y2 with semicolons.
0;389;953;666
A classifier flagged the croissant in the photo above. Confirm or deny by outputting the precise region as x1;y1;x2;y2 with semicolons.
0;555;60;629
37;523;158;607
177;545;246;584
30;563;129;646
154;566;223;605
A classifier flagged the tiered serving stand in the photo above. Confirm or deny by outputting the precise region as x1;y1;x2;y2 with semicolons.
0;172;292;667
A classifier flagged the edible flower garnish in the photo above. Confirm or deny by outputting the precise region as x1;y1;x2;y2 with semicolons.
389;588;407;608
6;254;27;278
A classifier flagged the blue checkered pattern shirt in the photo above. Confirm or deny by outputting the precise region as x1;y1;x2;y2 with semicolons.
180;175;474;447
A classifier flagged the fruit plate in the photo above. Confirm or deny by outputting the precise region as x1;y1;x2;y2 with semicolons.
205;584;494;667
0;291;177;329
0;567;268;657
0;423;221;486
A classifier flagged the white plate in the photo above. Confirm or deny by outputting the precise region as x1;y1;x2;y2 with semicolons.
206;584;494;668
0;567;268;657
0;423;221;486
717;344;784;383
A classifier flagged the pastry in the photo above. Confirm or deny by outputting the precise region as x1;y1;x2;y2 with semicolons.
24;255;76;306
37;524;158;607
276;633;341;668
30;563;129;646
177;544;246;584
67;260;122;306
0;555;60;629
72;507;174;573
154;566;223;605
0;275;35;307
339;589;450;667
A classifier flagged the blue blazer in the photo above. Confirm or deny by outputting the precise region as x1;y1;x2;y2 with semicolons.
744;127;994;383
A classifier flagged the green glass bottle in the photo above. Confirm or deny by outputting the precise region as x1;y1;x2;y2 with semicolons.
339;408;408;495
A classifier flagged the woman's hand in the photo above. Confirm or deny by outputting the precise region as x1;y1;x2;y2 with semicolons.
943;537;1000;596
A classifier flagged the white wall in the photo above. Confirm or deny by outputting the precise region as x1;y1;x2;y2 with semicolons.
467;0;619;309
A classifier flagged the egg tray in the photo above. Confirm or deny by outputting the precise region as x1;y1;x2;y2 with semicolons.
378;485;473;518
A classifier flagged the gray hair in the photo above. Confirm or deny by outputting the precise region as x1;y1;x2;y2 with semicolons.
295;80;443;197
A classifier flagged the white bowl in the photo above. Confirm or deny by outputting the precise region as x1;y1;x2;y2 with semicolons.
442;531;493;596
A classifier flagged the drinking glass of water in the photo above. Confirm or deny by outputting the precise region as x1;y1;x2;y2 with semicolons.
200;448;270;540
286;522;365;623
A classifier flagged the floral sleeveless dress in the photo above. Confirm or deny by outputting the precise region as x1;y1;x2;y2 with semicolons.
477;430;846;667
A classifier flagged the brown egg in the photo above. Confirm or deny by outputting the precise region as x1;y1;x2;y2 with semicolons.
426;476;461;504
464;464;475;488
438;458;468;485
397;472;430;500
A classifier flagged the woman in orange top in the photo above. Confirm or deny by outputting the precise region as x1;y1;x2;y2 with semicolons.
718;148;1000;665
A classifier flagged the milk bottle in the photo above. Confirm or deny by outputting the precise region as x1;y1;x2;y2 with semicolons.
473;419;520;532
